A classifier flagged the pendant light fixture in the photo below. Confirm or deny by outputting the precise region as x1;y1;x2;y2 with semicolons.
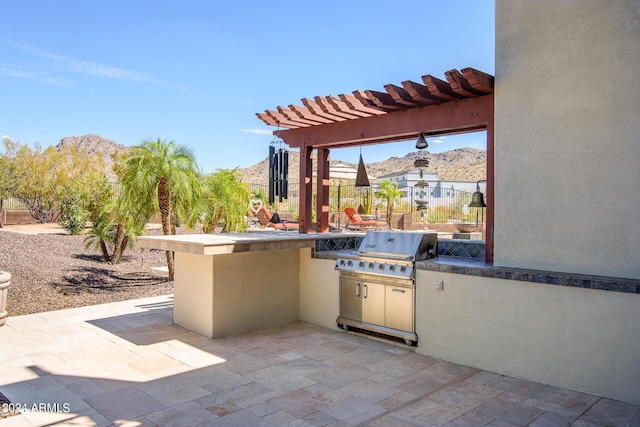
415;133;429;150
355;146;370;187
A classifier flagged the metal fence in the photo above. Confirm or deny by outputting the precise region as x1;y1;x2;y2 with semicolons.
2;182;482;225
248;182;482;224
0;197;28;210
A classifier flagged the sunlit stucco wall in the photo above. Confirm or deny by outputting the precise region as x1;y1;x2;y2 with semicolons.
174;249;300;338
414;270;640;405
494;1;640;278
298;249;340;330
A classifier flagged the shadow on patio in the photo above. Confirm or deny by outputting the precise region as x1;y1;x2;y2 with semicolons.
1;296;638;426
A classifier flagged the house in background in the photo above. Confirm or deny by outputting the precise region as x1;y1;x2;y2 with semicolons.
375;169;439;188
375;169;484;202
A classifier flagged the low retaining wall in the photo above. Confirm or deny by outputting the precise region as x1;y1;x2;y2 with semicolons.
1;210;39;225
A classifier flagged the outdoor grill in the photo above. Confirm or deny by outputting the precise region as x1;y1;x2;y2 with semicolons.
335;230;438;345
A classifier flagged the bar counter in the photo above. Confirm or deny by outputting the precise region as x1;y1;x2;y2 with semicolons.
137;232;361;338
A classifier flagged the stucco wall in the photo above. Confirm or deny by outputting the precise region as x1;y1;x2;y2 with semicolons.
174;249;300;338
211;248;300;337
298;249;341;330
494;1;640;278
174;252;214;337
415;270;640;404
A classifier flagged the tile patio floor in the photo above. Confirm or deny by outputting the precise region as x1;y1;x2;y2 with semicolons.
1;295;638;427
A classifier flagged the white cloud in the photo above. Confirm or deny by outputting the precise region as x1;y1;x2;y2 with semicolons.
432;139;445;144
5;40;149;81
241;128;273;135
0;65;69;86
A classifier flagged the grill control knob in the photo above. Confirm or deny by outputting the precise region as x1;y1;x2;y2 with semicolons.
339;260;346;266
358;261;365;268
389;265;396;272
368;263;374;270
400;266;407;273
347;260;353;267
378;264;385;271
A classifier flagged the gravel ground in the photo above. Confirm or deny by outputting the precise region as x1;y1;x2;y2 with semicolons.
0;227;173;316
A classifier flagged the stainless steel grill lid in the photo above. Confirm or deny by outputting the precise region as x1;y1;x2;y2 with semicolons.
357;231;438;261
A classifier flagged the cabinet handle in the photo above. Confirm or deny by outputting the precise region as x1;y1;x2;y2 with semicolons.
392;289;405;293
363;284;368;298
356;283;361;297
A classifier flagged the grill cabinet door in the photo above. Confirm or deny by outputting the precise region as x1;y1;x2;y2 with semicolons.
362;281;385;326
339;276;362;322
385;285;414;332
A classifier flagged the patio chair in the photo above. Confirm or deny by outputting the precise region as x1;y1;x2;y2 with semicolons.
344;207;387;231
254;206;299;231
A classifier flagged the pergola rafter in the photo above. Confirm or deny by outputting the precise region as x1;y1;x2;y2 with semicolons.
255;68;495;262
301;98;348;122
256;68;492;128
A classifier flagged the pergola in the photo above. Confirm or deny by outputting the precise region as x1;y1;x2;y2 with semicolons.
256;68;494;262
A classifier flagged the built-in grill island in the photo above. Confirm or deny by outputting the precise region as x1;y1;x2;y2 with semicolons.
335;231;438;345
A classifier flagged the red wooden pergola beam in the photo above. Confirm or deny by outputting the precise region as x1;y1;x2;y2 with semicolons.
276;95;493;149
256;69;491;130
461;67;494;93
301;98;348;123
256;112;279;127
421;75;462;101
314;96;362;119
351;90;379;107
265;110;308;129
316;148;330;233
339;93;387;115
299;145;313;233
289;104;334;124
363;90;406;110
445;69;488;97
384;84;429;107
326;95;372;118
277;106;325;126
401;80;448;105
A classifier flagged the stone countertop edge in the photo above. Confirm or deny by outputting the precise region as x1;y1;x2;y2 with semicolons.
137;232;363;256
315;252;640;295
419;256;640;295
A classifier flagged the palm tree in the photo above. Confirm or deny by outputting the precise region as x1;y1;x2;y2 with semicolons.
84;187;155;264
376;179;402;229
119;138;200;280
188;168;250;233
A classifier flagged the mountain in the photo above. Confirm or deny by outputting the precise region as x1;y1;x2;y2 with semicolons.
238;148;486;184
52;135;486;184
56;134;127;181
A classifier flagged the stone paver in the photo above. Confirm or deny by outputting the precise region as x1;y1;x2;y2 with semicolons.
1;295;639;426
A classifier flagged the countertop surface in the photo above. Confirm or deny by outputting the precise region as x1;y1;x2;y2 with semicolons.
138;231;363;256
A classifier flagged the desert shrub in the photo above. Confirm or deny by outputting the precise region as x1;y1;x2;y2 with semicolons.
59;196;89;235
0;138;105;223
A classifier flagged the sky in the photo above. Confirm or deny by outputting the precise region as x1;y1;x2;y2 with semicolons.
0;1;495;173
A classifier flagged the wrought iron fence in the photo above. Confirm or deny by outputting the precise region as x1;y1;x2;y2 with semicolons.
3;182;483;225
248;182;482;224
0;197;28;210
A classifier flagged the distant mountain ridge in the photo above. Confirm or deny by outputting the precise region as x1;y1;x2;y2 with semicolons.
56;134;127;181
53;134;486;184
238;148;486;184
